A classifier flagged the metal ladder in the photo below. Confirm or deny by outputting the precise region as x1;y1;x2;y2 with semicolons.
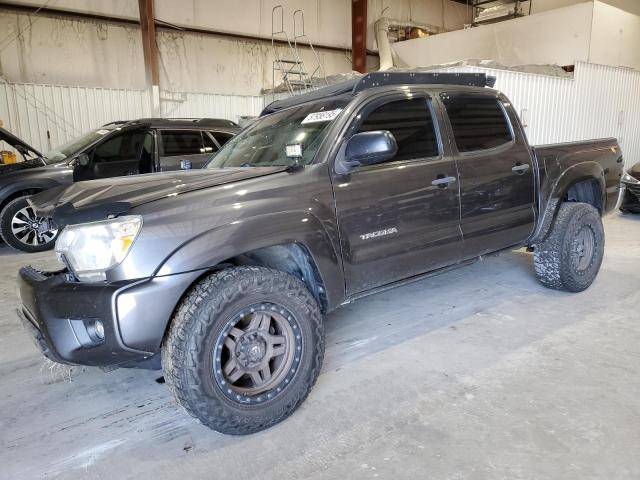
271;5;327;96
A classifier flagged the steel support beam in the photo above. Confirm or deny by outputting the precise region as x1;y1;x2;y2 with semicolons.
351;0;367;73
138;0;159;87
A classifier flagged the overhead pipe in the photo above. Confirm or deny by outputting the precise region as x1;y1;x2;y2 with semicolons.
374;17;393;71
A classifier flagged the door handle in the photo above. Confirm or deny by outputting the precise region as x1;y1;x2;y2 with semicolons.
431;176;457;188
512;163;530;174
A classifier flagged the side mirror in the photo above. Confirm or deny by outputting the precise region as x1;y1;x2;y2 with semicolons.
336;131;398;174
75;153;90;167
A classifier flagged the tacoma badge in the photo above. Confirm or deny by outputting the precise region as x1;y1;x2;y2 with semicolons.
359;227;398;241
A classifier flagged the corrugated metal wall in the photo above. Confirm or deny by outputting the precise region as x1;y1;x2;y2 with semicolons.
1;62;639;166
0;83;264;154
159;91;265;123
0;82;152;153
432;62;640;166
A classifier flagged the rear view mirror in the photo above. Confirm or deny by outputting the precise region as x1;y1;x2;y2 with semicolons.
335;131;398;174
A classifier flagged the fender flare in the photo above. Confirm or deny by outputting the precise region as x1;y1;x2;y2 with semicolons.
155;210;344;310
531;161;605;243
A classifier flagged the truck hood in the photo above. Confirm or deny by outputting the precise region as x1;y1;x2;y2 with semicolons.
31;167;287;227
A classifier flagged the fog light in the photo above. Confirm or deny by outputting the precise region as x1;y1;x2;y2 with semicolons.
94;320;105;339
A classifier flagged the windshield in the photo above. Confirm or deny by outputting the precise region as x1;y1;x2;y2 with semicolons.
43;127;115;164
207;99;349;169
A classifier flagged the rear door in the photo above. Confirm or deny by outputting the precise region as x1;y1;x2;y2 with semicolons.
332;92;463;295
439;92;535;258
158;130;216;170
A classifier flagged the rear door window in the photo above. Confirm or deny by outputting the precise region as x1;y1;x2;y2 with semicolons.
161;131;204;156
159;130;212;171
442;96;512;153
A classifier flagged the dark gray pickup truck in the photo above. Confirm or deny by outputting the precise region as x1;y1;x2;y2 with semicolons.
18;72;624;435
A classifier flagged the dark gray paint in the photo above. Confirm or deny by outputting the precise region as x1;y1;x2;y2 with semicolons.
22;84;624;364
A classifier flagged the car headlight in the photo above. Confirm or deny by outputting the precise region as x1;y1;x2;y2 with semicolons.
622;172;640;184
55;215;143;282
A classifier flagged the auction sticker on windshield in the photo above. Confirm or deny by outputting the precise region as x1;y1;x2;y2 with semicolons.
301;109;342;124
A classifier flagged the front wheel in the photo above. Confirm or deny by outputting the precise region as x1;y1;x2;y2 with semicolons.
0;197;58;253
162;266;325;435
533;202;604;292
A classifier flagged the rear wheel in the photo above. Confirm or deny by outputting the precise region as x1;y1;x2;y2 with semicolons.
0;197;58;253
162;266;324;435
533;202;604;292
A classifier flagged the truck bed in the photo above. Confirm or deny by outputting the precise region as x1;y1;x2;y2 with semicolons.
533;138;623;217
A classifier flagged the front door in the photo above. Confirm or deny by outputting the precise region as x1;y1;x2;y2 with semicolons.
74;128;148;181
332;93;463;296
439;92;536;258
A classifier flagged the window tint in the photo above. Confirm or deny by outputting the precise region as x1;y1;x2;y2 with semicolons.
93;130;145;164
202;133;218;153
161;131;203;156
357;97;439;162
212;131;233;146
443;96;512;152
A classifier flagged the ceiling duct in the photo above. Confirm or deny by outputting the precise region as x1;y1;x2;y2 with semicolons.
374;17;441;71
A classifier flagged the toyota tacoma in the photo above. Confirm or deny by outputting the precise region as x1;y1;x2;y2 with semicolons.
17;72;624;435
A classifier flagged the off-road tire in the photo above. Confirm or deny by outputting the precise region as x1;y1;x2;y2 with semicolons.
0;196;57;253
162;266;324;435
534;202;604;292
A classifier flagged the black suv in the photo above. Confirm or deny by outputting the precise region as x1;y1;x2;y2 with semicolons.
0;118;239;252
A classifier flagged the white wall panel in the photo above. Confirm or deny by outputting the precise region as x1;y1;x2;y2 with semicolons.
391;3;594;70
0;82;266;154
159;92;265;123
0;82;152;153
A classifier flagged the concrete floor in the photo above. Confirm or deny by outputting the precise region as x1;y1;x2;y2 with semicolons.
1;213;639;480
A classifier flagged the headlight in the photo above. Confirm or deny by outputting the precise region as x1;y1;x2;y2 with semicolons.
622;172;640;184
55;216;143;282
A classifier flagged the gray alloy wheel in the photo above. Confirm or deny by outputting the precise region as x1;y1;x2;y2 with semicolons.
213;307;300;402
0;197;58;253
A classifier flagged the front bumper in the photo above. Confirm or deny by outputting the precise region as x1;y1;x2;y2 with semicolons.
18;266;156;367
